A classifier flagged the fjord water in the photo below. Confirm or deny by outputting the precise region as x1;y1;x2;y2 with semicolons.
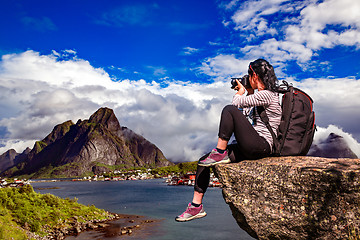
32;179;254;240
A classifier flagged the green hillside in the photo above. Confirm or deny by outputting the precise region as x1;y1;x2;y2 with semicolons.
0;185;113;239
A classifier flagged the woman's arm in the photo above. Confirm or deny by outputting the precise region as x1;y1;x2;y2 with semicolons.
232;90;274;108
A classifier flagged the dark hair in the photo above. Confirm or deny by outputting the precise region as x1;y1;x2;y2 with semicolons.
248;59;278;92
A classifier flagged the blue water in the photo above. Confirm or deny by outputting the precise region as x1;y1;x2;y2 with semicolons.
31;179;254;240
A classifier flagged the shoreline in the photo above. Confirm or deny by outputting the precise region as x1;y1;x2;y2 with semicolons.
64;213;161;240
28;212;161;240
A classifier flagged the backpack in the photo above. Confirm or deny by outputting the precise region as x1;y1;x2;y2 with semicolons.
258;81;316;156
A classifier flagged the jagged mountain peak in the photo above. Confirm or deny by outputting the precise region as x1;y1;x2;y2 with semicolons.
43;120;74;145
88;107;120;132
1;107;172;178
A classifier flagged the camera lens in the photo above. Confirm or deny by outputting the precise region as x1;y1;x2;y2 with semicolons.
231;78;238;89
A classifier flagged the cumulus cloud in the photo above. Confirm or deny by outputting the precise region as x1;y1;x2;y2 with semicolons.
198;54;252;78
218;0;360;68
0;50;359;162
286;0;360;50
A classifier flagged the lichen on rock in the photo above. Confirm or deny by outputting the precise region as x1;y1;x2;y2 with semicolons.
214;156;360;240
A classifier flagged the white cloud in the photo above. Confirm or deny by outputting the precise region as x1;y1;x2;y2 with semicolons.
198;54;251;77
241;38;313;64
0;139;35;154
286;0;360;50
229;0;294;32
220;0;360;68
181;47;200;55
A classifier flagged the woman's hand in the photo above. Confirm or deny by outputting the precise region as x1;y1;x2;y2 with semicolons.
235;79;253;95
234;79;245;95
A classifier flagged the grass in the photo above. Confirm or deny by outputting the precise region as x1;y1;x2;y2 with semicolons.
0;185;113;239
0;206;28;240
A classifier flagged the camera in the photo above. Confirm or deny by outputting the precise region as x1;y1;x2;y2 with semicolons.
231;75;251;89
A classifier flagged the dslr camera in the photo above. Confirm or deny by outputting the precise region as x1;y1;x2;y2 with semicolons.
231;75;251;89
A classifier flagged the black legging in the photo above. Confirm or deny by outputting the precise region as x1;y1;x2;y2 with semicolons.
194;105;271;194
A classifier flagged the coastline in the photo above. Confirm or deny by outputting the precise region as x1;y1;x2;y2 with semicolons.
65;214;161;240
28;212;161;240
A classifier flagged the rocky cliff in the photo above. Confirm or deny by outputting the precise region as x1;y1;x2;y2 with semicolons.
1;107;172;178
215;156;360;240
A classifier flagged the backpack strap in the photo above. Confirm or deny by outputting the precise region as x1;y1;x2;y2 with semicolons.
257;106;278;154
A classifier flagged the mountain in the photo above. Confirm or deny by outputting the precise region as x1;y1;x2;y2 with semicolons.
308;133;358;159
0;148;30;173
1;107;172;178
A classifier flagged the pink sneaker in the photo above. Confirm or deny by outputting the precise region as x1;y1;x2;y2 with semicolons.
198;148;230;167
175;203;207;222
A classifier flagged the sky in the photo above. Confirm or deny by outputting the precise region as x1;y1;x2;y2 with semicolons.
0;0;360;162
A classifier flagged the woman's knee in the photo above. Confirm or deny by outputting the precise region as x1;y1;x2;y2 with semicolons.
222;105;238;114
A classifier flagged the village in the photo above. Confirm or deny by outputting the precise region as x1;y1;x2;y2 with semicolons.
0;168;222;188
165;172;222;187
0;178;30;188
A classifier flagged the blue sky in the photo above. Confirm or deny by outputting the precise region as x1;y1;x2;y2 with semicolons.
0;0;227;82
1;0;360;161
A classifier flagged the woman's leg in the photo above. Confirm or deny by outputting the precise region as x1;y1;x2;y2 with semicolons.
194;153;211;198
192;191;204;205
219;105;270;159
176;105;270;222
218;105;253;142
198;105;255;167
176;158;209;222
216;138;228;151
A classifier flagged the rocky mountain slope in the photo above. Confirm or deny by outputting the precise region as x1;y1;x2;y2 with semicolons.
0;148;30;173
0;107;172;178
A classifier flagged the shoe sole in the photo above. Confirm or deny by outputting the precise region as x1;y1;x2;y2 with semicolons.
175;212;207;222
197;159;231;167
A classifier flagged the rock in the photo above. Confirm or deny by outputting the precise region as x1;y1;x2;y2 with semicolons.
214;156;360;240
98;223;107;228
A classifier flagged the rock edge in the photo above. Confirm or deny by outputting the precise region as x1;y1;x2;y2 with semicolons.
214;156;360;240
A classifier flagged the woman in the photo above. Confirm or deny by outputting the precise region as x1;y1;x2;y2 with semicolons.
175;59;282;222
